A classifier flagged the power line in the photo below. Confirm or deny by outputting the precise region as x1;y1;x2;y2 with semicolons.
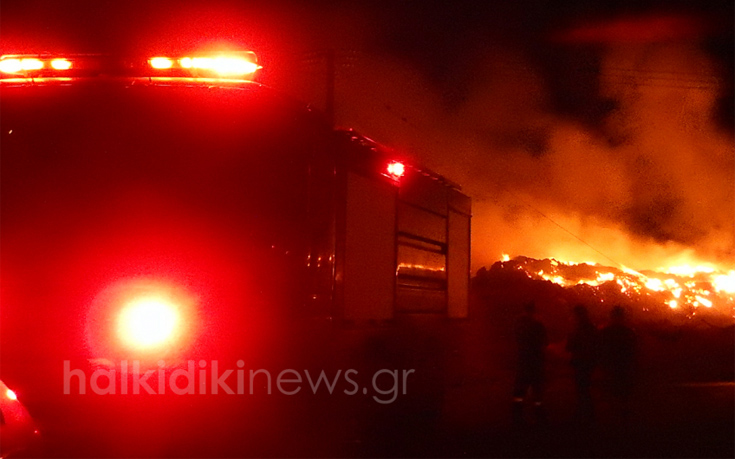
515;197;627;268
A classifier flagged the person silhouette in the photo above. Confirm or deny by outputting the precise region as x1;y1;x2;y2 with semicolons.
600;305;636;423
512;301;548;426
566;304;598;423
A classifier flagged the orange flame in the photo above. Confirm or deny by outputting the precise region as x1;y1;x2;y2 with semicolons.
501;255;735;319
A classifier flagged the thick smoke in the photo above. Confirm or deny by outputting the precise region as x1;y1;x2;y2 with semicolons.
307;11;735;272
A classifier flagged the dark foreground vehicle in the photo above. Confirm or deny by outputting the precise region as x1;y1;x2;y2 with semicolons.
0;379;40;458
0;54;470;456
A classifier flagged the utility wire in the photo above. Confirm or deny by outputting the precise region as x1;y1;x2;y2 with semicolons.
511;195;627;268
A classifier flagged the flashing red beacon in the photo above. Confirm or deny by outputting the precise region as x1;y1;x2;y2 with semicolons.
387;161;406;179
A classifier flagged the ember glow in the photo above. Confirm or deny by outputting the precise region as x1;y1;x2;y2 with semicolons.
499;255;735;319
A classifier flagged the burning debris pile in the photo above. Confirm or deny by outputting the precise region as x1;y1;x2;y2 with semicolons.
474;255;735;326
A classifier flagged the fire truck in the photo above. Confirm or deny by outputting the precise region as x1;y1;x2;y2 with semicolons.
0;51;470;350
0;50;470;456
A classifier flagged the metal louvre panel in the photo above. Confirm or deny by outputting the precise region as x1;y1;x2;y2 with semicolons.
398;171;448;215
397;202;447;244
396;243;447;287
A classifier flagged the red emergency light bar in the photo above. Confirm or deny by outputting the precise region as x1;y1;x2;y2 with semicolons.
148;53;261;77
0;55;75;76
0;51;261;81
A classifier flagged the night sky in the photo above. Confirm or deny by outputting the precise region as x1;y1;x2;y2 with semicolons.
2;0;733;270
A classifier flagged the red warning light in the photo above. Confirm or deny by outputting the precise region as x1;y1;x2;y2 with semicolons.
0;57;43;73
87;278;198;360
149;53;261;77
387;161;405;178
50;58;72;70
0;55;74;76
117;298;180;350
149;57;173;69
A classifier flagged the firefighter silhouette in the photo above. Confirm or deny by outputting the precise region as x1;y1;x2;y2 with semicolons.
566;304;599;423
600;305;637;422
512;301;548;425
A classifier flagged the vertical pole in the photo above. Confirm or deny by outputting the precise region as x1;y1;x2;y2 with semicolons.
325;49;335;127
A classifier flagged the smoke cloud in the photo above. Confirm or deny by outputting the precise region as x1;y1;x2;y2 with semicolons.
305;10;735;272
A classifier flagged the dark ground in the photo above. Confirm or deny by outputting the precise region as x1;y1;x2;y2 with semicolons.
11;289;735;458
